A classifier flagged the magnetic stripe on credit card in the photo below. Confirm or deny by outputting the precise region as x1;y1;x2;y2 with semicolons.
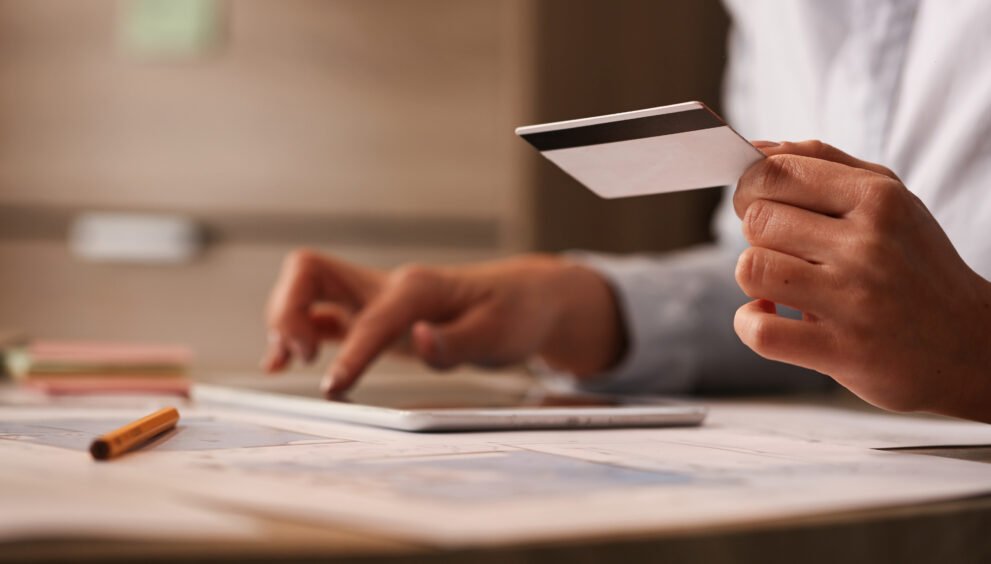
520;108;725;152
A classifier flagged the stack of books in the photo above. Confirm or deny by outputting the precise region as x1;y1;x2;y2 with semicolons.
4;340;192;396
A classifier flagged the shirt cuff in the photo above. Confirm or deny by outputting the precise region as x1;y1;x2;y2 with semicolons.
557;247;732;394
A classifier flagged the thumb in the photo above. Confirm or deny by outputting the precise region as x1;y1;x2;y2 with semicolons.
412;307;502;370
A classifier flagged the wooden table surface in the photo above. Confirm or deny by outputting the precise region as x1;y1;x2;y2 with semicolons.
6;487;991;564
3;371;991;564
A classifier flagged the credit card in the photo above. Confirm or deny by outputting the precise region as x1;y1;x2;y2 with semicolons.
516;101;763;198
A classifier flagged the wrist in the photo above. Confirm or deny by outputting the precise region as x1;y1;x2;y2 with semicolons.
929;275;991;422
536;256;627;377
958;277;991;422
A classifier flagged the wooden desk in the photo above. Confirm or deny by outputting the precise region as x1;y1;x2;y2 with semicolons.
6;485;991;564
3;377;991;564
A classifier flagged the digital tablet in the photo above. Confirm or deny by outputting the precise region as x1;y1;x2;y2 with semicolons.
193;383;707;432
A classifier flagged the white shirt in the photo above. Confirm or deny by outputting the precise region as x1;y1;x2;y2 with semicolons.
576;0;991;394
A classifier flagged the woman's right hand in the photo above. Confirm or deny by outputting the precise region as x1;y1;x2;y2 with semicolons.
262;250;626;398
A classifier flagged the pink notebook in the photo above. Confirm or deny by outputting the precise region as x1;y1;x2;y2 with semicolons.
23;376;191;397
28;340;192;365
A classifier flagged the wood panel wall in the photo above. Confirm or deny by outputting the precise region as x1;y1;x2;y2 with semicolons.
0;0;729;370
528;0;730;253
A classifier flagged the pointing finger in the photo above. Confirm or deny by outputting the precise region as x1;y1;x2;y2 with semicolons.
321;267;461;395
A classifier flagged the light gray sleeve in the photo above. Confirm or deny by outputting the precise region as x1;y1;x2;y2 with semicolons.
565;243;833;395
546;12;831;396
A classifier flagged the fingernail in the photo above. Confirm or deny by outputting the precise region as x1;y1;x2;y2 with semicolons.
321;364;347;396
751;140;781;148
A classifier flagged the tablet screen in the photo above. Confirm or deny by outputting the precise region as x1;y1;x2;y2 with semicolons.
336;387;624;411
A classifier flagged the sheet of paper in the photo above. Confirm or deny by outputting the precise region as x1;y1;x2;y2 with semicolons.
0;439;258;541
142;421;991;545
705;400;991;448
3;401;990;546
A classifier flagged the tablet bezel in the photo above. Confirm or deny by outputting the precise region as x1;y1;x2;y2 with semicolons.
193;384;707;432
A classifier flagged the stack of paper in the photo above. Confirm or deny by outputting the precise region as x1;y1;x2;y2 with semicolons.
4;340;192;396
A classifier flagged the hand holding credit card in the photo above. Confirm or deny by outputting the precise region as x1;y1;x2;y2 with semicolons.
516;101;762;198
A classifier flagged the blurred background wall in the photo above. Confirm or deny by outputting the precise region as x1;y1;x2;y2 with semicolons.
0;0;729;369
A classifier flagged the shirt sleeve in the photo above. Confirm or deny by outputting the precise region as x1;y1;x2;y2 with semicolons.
561;244;833;395
539;9;831;396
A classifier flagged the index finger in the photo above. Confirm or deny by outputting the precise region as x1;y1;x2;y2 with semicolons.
733;140;900;219
323;267;459;395
760;140;900;181
734;153;876;220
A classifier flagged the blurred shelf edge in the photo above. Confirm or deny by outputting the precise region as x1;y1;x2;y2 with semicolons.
0;203;502;251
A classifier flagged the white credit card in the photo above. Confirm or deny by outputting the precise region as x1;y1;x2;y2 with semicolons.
516;101;763;198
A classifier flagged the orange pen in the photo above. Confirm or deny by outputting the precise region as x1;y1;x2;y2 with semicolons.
89;407;180;460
